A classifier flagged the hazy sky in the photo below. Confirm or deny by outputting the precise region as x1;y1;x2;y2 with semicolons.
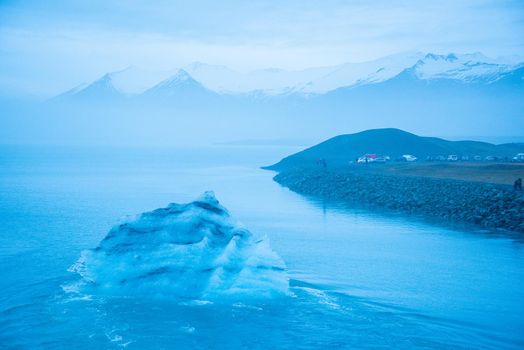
1;0;523;97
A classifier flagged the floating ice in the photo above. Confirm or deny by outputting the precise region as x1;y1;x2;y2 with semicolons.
69;192;288;299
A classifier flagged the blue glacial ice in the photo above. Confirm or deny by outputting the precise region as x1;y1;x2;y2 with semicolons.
69;191;288;300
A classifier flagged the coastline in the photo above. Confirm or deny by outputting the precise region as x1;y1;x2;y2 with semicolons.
272;167;524;234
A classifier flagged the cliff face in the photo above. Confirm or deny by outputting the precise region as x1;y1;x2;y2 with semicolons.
274;169;524;233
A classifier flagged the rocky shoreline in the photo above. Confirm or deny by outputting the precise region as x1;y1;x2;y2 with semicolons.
273;169;524;233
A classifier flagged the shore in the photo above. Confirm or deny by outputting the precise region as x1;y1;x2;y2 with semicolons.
360;162;524;185
272;165;524;233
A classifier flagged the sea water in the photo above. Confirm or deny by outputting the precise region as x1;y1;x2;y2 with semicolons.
0;145;523;349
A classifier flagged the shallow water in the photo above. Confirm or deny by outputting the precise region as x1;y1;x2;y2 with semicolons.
1;145;523;349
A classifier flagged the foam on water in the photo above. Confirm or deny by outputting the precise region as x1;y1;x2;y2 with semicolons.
68;191;289;300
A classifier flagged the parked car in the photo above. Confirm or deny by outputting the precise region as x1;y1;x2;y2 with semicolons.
461;155;469;161
447;155;458;161
357;154;376;163
485;156;498;161
473;155;482;161
357;154;390;164
435;155;446;161
512;153;524;162
374;157;388;163
402;154;417;162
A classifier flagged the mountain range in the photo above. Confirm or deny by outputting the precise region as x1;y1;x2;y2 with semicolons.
54;52;523;98
2;52;522;146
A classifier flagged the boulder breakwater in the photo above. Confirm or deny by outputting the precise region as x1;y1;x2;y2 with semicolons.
274;169;524;233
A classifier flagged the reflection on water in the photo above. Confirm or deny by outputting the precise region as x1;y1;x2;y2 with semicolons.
0;145;523;349
309;195;524;244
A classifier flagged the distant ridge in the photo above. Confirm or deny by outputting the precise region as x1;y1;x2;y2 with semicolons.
265;128;524;171
22;53;524;146
52;52;523;98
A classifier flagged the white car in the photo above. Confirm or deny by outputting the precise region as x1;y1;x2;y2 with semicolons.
402;154;417;162
447;155;458;161
357;154;378;163
513;153;524;162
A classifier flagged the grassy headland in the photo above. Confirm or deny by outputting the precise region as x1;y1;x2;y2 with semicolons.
266;129;524;233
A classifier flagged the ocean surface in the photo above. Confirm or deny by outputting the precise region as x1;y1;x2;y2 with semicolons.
0;145;523;349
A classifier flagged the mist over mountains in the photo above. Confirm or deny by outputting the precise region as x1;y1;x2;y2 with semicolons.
55;52;522;96
2;52;523;146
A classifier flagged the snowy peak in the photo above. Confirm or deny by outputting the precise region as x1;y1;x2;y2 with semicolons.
169;69;193;81
63;73;124;100
411;52;515;82
152;69;202;89
56;67;161;99
423;53;458;62
305;52;521;92
300;52;425;93
143;69;217;100
85;73;118;92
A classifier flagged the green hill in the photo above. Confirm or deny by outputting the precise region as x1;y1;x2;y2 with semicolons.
266;128;524;171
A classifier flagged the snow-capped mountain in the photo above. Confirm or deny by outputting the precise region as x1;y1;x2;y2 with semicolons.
144;69;212;96
12;51;523;147
180;62;331;94
300;52;426;93
66;73;122;100
48;51;524;105
57;66;178;97
56;52;522;100
408;53;517;83
138;69;221;109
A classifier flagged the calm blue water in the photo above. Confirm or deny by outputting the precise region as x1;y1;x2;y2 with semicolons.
0;145;523;349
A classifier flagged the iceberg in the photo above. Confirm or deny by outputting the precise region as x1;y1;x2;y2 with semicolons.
69;192;288;300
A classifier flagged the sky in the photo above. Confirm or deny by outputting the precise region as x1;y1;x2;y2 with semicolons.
1;0;524;97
